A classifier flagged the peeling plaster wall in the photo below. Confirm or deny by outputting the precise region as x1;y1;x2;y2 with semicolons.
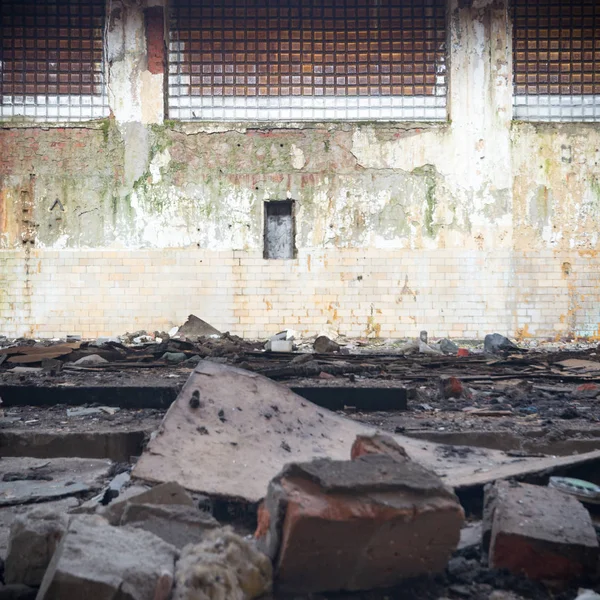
1;0;599;339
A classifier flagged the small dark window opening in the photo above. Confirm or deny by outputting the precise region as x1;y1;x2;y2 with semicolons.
264;200;295;260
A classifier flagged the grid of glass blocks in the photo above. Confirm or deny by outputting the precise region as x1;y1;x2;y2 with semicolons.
168;0;447;121
513;0;600;121
0;0;109;122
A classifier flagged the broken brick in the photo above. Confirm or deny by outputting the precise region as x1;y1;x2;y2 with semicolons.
439;376;464;399
256;453;464;593
488;481;599;581
350;433;408;461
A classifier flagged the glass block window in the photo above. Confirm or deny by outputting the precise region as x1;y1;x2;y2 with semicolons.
168;0;447;121
0;0;109;122
513;0;600;121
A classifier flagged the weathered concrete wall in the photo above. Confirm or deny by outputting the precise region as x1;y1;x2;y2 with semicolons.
0;0;599;339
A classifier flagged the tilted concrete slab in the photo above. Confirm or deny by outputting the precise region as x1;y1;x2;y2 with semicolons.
132;361;600;502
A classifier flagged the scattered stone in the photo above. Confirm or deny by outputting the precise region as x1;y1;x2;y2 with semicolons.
419;331;428;343
161;352;187;364
72;354;108;366
5;508;69;586
37;516;178;600
487;481;599;580
172;527;272;600
290;353;313;365
66;407;103;418
256;454;464;593
350;433;409;461
439;338;459;355
559;406;580;419
100;481;195;525
439;376;464;399
318;371;334;379
484;333;521;354
189;390;201;409
120;503;219;548
313;336;341;353
184;355;202;366
7;368;42;374
177;315;221;340
457;348;470;357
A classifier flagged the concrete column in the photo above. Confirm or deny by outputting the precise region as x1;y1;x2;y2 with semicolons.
105;0;166;125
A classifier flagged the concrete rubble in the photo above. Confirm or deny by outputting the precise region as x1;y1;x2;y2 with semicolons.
1;343;600;599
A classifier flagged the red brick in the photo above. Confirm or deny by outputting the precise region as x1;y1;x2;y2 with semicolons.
488;481;598;581
145;7;165;75
256;453;464;593
350;433;408;461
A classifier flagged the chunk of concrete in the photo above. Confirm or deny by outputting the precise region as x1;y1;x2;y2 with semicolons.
177;315;221;339
4;508;69;586
120;503;219;548
36;515;178;600
172;527;272;600
488;481;599;580
269;340;293;353
255;454;464;593
72;354;108;366
100;481;194;525
484;333;520;354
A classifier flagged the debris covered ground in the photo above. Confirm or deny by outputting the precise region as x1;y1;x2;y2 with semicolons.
1;322;600;599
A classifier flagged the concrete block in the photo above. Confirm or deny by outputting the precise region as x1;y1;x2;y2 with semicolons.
120;503;219;548
255;454;464;593
488;481;599;580
37;515;178;600
4;508;69;586
270;340;293;352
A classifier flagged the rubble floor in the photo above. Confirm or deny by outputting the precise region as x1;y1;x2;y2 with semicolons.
1;342;600;599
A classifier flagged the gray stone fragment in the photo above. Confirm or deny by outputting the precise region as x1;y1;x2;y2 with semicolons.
73;354;108;366
4;508;69;586
439;338;459;355
99;481;194;525
36;516;178;600
177;315;221;340
161;352;187;364
120;503;219;548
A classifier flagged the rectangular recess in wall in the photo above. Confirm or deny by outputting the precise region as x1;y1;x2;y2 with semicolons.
264;200;295;260
0;0;109;122
167;0;447;121
513;0;600;121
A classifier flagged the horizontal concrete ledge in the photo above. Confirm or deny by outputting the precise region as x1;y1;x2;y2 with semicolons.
0;429;149;462
404;429;600;457
0;385;180;409
290;385;407;411
0;383;405;412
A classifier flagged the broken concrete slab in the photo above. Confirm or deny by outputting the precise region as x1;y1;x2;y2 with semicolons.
256;454;464;593
100;481;195;525
132;361;600;503
4;507;69;586
0;497;79;559
172;527;272;600
120;503;219;548
487;481;599;580
0;458;112;507
176;315;221;339
37;515;178;600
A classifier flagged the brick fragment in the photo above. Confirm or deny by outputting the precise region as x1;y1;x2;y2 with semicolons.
350;433;408;461
256;453;464;593
488;481;599;581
